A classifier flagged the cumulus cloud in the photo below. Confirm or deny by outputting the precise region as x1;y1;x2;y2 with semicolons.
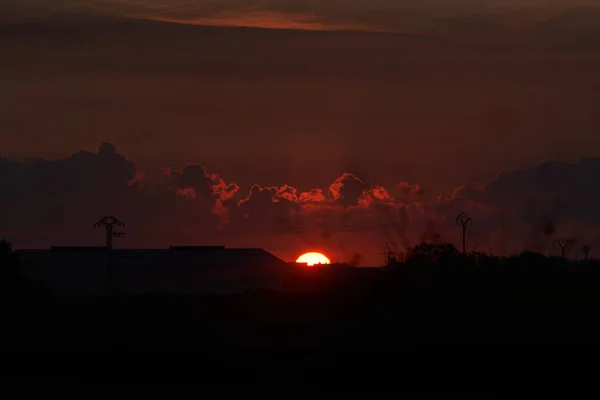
167;163;239;207
397;181;425;199
363;186;395;206
0;142;136;230
299;188;326;204
169;164;216;202
0;143;223;247
1;142;600;262
421;158;600;255
214;183;306;238
329;173;369;208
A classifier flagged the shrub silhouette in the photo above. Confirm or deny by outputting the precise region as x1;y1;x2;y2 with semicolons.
406;242;460;265
0;238;20;299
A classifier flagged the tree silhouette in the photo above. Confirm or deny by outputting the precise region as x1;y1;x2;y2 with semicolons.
0;238;12;270
0;238;17;291
552;239;574;258
456;212;472;255
0;238;11;258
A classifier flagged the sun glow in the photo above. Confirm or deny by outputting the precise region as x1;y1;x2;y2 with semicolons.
296;252;331;266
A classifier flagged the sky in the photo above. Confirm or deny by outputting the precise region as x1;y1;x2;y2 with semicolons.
1;1;600;264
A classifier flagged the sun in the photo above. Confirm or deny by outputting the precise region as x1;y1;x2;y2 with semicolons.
296;252;331;266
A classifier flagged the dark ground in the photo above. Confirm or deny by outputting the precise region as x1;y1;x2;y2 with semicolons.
2;257;600;391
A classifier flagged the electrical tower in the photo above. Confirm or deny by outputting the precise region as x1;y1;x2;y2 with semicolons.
94;216;125;251
94;216;126;294
456;212;473;255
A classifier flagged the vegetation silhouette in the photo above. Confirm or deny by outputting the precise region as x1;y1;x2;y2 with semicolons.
6;238;600;314
3;236;600;388
0;238;24;301
0;238;11;261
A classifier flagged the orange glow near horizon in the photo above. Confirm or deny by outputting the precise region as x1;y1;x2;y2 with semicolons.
132;11;372;32
296;252;331;267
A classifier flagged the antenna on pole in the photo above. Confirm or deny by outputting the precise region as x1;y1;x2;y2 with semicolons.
456;212;472;255
94;216;126;294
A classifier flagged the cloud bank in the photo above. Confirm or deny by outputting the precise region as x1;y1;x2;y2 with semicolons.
1;143;599;264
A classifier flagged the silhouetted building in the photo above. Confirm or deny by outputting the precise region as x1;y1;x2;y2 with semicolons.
15;246;292;294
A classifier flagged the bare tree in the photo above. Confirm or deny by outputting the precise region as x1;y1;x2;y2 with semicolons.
456;212;472;255
552;239;574;258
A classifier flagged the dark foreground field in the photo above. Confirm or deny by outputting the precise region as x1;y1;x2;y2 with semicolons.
2;257;600;391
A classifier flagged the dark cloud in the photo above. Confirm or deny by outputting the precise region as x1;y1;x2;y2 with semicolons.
2;2;600;264
0;142;136;228
486;158;600;225
329;173;368;208
2;13;600;204
397;181;425;199
169;164;217;203
424;157;600;255
0;143;222;247
226;184;303;234
1;142;600;263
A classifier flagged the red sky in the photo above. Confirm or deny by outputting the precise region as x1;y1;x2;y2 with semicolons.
1;1;600;264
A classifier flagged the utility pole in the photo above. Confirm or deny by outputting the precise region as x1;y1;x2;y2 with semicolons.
456;212;472;255
552;239;574;259
94;216;126;294
583;245;591;262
